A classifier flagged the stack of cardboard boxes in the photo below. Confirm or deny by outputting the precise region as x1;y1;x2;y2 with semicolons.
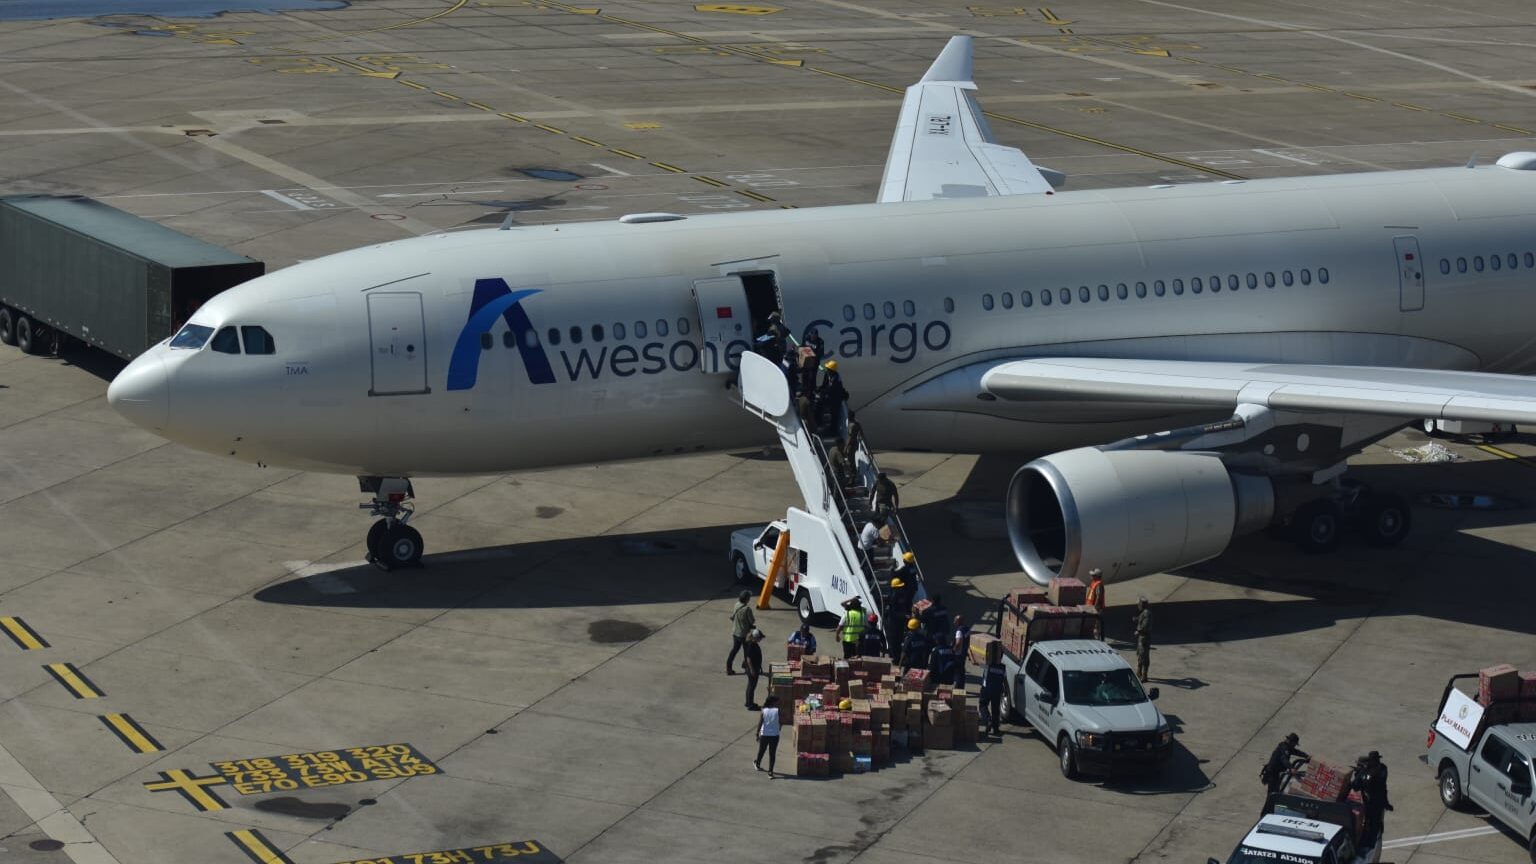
1291;757;1356;801
1478;663;1536;722
997;578;1103;660
774;654;979;778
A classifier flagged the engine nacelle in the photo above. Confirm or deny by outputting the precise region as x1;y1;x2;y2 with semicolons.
1006;448;1274;586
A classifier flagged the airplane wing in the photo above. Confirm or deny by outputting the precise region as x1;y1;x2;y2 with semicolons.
877;36;1062;203
980;358;1536;424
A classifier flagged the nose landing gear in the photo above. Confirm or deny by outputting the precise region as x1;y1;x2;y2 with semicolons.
359;476;423;570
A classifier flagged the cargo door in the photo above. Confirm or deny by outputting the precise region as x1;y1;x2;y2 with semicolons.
367;292;429;396
691;276;752;374
1395;235;1424;311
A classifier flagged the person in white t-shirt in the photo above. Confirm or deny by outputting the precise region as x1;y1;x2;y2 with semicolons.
754;694;782;777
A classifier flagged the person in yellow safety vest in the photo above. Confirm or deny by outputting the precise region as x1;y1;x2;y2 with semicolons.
838;598;867;659
1086;568;1106;613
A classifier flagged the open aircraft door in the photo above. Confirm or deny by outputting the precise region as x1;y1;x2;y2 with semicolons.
367;291;429;396
1395;235;1425;311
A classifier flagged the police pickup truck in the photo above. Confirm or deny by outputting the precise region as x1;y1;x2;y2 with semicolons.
1426;673;1536;862
992;601;1170;778
1212;813;1378;864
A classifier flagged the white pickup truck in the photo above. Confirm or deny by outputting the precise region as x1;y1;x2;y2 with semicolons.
1426;673;1536;862
1213;812;1379;864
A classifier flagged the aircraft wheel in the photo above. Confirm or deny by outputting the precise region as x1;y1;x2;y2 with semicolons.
1360;492;1412;547
365;519;389;560
0;307;15;346
1292;499;1342;554
379;524;423;569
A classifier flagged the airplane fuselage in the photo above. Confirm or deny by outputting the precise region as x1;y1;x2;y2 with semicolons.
116;162;1536;476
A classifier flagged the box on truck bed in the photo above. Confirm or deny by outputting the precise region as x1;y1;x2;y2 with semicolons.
0;195;263;359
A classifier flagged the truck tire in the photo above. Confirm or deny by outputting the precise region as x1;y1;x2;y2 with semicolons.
0;307;15;346
1527;828;1534;864
1057;734;1080;780
15;315;37;355
1000;683;1021;724
732;552;750;585
1438;762;1465;811
796;589;815;625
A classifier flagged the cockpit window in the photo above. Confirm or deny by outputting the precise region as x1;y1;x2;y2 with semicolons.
169;323;214;349
211;326;240;354
241;326;275;355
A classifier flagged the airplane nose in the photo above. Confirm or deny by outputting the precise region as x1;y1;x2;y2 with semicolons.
107;353;169;431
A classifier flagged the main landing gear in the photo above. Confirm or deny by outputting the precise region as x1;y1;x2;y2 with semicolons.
1278;480;1411;554
359;476;423;570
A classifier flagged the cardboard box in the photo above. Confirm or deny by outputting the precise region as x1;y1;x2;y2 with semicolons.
1049;576;1087;606
787;644;804;662
1519;671;1536;719
1006;587;1050;608
848;679;866;699
891;728;909;749
834;750;855;773
968;633;999;666
1294;758;1354;801
870;699;891;727
1481;664;1520;704
924;722;954;750
853;730;873;755
797;752;829;777
903;668;931;691
906;705;923;733
912;598;933;617
927;702;953;727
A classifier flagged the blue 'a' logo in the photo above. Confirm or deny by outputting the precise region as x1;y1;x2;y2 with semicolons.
446;278;555;391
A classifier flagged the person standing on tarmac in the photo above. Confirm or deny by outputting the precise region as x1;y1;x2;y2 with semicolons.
727;590;755;675
743;628;766;710
1134;596;1152;682
900;618;931;673
929;633;958;688
978;642;1007;736
885;574;915;648
951;615;972;688
1262;733;1310;796
838;598;867;660
754;694;782;776
859;614;885;657
1357;750;1393;845
1085;568;1106;613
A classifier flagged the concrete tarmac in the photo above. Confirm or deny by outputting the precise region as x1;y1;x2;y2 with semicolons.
3;1;1536;862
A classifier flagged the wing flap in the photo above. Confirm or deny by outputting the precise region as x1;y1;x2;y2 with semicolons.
980;358;1536;424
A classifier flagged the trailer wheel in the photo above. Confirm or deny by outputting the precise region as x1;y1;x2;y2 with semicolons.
1438;763;1465;811
16;315;38;355
1057;734;1080;780
0;307;15;346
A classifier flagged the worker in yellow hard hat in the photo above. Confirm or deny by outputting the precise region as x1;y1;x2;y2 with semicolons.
815;356;848;435
885;564;917;653
899;615;931;673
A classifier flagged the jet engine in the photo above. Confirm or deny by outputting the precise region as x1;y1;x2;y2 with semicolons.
1006;447;1274;585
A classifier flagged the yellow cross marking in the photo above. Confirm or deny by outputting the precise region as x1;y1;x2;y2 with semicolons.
143;769;229;811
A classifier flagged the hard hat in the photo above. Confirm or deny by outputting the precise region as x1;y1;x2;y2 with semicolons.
824;359;838;371
907;618;920;631
890;578;905;589
902;551;915;563
838;698;852;710
1088;567;1103;578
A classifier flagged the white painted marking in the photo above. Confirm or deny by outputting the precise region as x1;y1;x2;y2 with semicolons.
1382;826;1500;849
589;162;632;177
377;189;503;198
287;561;359;594
0;734;122;864
1252;148;1320;166
260;189;314;210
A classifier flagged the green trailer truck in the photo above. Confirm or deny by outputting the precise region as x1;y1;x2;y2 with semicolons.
0;195;263;360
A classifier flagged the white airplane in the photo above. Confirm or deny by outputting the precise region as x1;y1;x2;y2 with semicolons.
109;36;1536;582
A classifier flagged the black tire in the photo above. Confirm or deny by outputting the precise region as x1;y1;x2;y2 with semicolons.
1292;499;1343;554
796;589;814;625
1438;763;1465;811
1057;734;1079;780
1527;828;1535;864
1360;492;1412;547
1000;681;1021;724
379;524;423;569
0;307;14;346
366;519;389;560
16;315;36;355
732;552;751;585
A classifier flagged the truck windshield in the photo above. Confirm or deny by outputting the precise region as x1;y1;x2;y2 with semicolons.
1063;669;1146;706
169;323;214;349
1227;846;1319;864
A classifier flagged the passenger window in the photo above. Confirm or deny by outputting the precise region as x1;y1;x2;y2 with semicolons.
1474;256;1485;272
1264;272;1275;287
1318;268;1330;284
569;326;583;344
1440;259;1451;275
1191;277;1203;294
1040;289;1052;306
1097;284;1109;301
1060;287;1072;305
634;321;646;339
1481;735;1510;770
656;319;668;337
502;331;515;349
211;326;240;354
842;305;855;322
592;324;604;342
882;301;896;319
1228;274;1240;291
523;328;540;348
942;297;954;314
1509;253;1519;270
613;322;626;340
1172;278;1184;295
1247;273;1258;289
1283;270;1294;286
547;328;561;346
904;300;916;317
1134;282;1146;298
1526;253;1534;268
1000;292;1014;309
241;326;275;355
1039;660;1060;692
1492;255;1502;271
863;303;876;320
982;293;995;311
1021;290;1033;307
1153;280;1165;296
677;317;690;335
1024;650;1044;681
1115;282;1127;300
1300;269;1312;285
1457;257;1468;273
1078;286;1090;303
